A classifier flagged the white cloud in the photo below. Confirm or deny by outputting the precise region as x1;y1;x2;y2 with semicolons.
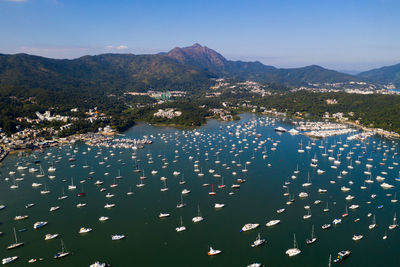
106;45;128;50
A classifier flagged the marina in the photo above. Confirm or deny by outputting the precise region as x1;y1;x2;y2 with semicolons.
0;113;399;266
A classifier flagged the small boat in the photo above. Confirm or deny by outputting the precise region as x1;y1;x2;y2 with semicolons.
207;246;221;256
76;203;86;208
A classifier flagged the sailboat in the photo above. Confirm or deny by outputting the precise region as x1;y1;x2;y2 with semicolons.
391;192;398;203
58;188;68;200
68;177;76;190
306;225;317;244
369;214;376;230
161;180;168;192
208;184;216;195
36;164;45;178
192;205;204;222
285;234;301;256
126;186;133;195
176;195;186;208
115;169;122;179
389;212;398;230
54;239;70;259
7;228;24;249
136;176;145;188
218;176;226;189
179;174;186;185
303;209;312;220
175;216;186;232
251;233;266;247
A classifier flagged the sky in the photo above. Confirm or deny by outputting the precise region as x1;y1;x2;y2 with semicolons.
1;0;400;72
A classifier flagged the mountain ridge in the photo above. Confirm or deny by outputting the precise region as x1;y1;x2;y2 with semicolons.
0;43;387;96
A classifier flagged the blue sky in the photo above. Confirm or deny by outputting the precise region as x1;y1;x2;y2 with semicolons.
1;0;400;71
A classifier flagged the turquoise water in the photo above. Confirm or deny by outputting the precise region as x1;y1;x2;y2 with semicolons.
0;114;399;266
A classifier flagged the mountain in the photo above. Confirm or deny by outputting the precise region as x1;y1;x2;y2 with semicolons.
0;52;214;95
167;44;359;86
358;63;400;88
0;43;364;96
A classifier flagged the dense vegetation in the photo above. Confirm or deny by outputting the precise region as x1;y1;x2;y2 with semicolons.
358;63;400;88
253;91;400;133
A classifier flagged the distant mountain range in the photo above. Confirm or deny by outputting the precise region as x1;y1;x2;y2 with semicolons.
0;43;399;95
358;63;400;88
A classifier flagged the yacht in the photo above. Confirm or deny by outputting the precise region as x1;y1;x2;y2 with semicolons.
104;203;115;208
76;203;87;208
298;192;308;198
79;227;92;234
214;203;225;209
336;250;351;261
286;234;301;257
266;220;280;227
333;219;342;225
241;223;260;232
322;224;331;230
277;208;285;214
50;206;60;212
45;233;59;240
33;221;48;229
99;216;109;222
14;215;28;221
2;256;18;265
352;234;363;241
207;247;221;256
111;234;126;240
159;213;170;218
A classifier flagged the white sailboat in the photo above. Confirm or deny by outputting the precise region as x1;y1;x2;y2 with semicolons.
306;225;317;244
286;234;301;256
192;205;204;222
175;216;186;232
7;228;24;249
